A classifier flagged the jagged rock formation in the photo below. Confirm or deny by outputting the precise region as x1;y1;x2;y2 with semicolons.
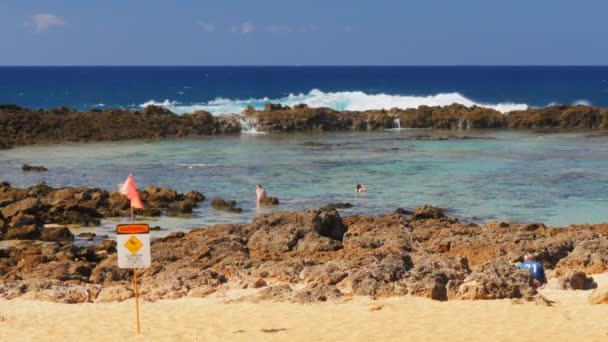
0;182;205;239
2;103;608;148
1;203;607;304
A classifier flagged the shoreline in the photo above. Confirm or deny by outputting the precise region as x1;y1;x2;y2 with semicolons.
1;278;607;341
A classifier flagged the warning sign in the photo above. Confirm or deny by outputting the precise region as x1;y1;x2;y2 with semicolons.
117;224;151;268
125;235;144;254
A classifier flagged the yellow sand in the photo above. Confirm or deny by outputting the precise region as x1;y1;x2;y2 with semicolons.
1;275;607;342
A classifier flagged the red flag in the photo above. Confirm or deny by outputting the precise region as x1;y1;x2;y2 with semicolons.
119;173;144;209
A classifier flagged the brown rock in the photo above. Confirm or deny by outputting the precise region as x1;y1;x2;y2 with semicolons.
21;164;47;172
555;240;608;276
40;227;74;242
252;278;267;289
10;212;40;228
95;286;134;303
557;270;597;290
210;197;242;213
0;197;39;218
258;197;279;206
412;205;445;220
455;260;537;300
5;225;40;240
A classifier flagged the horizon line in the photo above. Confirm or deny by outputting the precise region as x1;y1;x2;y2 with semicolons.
1;64;608;68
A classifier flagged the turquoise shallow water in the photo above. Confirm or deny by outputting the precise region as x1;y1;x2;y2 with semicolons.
1;130;608;238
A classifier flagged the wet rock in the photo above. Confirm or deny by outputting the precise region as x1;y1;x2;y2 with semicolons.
142;186;178;204
394;208;413;215
322;202;353;210
259;197;280;206
5;225;40;240
165;201;194;216
40;227;74;242
142;104;174;116
557;270;597;290
523;223;546;231
210;197;242;213
136;207;162;217
184;190;205;203
412;205;446;220
21;164;48;172
301;141;330;147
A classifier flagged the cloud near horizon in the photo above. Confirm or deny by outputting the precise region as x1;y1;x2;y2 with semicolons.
31;14;65;32
231;22;254;34
197;21;216;33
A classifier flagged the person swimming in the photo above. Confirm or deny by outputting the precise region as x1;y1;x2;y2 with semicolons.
356;184;367;193
256;184;267;203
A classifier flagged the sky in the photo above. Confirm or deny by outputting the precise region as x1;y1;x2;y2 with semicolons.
0;0;607;65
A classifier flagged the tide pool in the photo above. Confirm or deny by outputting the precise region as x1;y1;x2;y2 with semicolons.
1;129;608;238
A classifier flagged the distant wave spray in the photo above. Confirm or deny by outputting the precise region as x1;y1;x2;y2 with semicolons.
139;89;529;115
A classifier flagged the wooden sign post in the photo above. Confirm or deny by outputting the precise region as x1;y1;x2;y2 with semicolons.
116;224;151;334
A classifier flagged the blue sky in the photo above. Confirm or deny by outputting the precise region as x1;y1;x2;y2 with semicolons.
1;0;606;65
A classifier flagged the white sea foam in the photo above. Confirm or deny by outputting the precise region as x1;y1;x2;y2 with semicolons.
573;99;592;106
139;89;528;115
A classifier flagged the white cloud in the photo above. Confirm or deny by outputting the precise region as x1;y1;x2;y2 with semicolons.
265;24;293;33
232;21;254;34
197;21;216;33
31;13;64;32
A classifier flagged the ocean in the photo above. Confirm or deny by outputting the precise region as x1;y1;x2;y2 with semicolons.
1;66;608;113
1;66;608;239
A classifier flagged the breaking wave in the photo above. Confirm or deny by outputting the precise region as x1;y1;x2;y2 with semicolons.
139;89;529;115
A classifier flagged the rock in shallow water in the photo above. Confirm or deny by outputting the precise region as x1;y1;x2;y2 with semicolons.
40;227;74;242
21;164;48;172
258;197;280;206
412;205;446;220
210;197;242;213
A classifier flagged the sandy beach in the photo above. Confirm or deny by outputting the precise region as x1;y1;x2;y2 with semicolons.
1;274;606;342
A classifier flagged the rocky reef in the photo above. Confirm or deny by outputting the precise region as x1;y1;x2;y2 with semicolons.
2;103;608;148
0;182;205;240
241;103;608;131
1;201;607;304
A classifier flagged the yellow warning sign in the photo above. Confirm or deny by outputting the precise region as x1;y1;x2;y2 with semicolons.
124;235;143;255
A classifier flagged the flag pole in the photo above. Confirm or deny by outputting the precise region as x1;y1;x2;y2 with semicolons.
130;202;140;334
134;268;140;334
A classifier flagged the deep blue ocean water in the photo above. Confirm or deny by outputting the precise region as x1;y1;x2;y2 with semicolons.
1;66;608;113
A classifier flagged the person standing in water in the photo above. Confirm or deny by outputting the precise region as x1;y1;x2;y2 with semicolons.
256;184;267;203
356;184;367;193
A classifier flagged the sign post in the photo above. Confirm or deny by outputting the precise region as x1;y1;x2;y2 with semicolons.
116;223;151;334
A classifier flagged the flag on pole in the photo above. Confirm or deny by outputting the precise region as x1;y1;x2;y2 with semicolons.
120;173;144;209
